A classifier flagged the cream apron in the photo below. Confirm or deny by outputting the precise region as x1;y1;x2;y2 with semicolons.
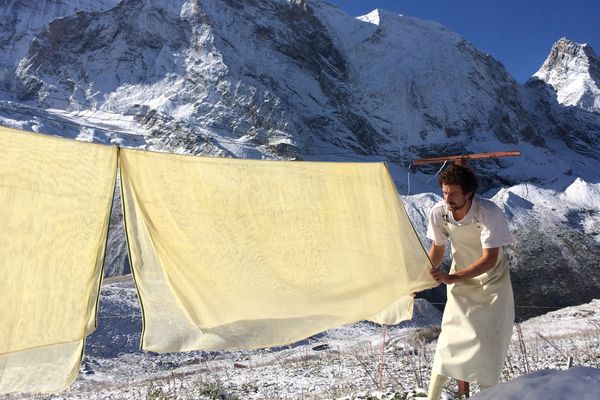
431;201;514;386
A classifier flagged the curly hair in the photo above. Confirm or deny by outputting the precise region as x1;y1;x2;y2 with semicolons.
438;164;479;199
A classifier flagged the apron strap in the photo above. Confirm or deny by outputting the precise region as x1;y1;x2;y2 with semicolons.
442;206;450;237
474;198;481;229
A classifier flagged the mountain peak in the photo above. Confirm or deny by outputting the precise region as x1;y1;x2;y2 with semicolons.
532;37;600;113
356;8;403;26
542;37;598;70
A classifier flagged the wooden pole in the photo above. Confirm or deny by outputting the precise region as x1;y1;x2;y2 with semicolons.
412;150;520;166
378;324;387;390
458;380;470;398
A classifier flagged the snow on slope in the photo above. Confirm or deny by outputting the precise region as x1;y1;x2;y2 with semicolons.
311;4;541;153
4;0;598;190
563;178;600;211
6;0;546;167
522;37;600;161
517;299;600;340
492;179;600;245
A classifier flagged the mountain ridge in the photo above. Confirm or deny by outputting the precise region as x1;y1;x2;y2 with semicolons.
2;0;598;179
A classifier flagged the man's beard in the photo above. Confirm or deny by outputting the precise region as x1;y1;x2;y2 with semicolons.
447;199;468;212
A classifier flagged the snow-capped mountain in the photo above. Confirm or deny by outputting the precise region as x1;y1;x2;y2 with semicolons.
1;0;600;317
532;38;600;114
1;1;596;172
2;0;598;186
0;0;547;164
523;38;600;161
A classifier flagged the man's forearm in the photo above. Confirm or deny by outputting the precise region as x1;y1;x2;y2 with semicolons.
451;256;496;280
449;248;499;282
428;244;445;269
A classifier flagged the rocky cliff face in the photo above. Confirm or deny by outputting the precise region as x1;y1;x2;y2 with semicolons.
0;0;118;88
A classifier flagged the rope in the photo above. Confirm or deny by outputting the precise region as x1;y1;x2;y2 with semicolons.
406;170;410;196
406;165;412;196
424;160;447;187
378;324;387;389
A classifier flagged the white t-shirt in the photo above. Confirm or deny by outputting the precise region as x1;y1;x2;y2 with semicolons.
426;196;512;248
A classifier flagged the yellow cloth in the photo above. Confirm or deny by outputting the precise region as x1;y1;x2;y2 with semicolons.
0;127;435;393
120;148;435;352
0;341;84;394
0;127;117;393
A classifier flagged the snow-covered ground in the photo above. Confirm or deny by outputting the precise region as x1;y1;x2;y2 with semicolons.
5;276;599;400
471;367;600;399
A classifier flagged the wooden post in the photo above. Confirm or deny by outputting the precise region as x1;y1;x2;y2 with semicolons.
458;380;470;398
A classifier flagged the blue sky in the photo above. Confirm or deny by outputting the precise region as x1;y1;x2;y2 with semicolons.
325;0;600;83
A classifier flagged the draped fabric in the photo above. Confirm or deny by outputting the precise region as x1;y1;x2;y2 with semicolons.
0;126;435;394
0;127;117;393
119;148;435;352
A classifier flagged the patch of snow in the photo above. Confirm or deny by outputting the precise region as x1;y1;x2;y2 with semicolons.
471;367;600;400
515;299;600;340
563;178;600;211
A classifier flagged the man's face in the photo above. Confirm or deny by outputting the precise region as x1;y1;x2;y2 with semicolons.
441;183;471;212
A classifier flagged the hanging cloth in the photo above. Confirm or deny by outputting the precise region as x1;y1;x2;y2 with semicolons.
431;200;514;386
0;127;117;394
119;148;435;352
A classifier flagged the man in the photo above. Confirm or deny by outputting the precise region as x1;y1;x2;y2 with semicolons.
425;164;514;399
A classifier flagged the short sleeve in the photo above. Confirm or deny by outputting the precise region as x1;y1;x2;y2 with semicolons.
480;202;513;248
426;206;448;246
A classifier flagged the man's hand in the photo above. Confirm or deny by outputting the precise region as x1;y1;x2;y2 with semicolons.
430;267;458;284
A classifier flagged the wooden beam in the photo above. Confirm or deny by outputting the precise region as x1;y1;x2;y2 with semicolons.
412;150;520;166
